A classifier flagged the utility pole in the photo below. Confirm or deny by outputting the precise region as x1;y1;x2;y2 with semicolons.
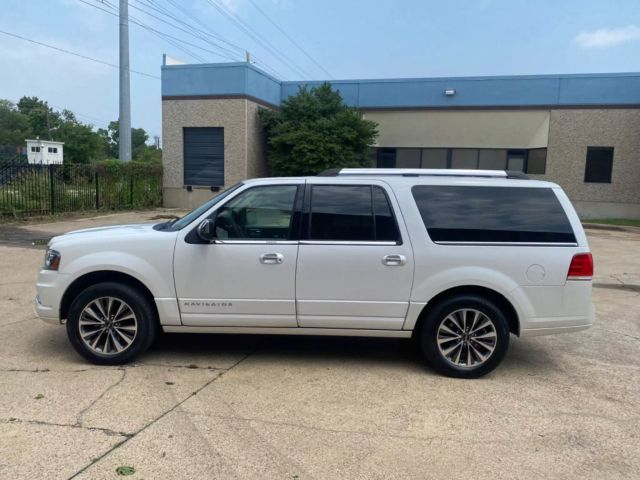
119;0;132;162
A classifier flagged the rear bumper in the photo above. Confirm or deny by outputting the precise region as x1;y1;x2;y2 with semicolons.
519;302;595;337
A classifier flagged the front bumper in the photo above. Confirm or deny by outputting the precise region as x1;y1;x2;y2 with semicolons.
34;269;69;325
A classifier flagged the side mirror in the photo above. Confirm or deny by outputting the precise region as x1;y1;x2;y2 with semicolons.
196;218;216;243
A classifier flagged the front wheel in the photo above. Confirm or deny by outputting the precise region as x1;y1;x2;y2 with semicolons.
66;282;157;365
419;295;510;378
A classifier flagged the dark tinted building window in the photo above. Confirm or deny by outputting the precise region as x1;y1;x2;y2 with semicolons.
309;185;400;242
411;186;576;243
183;127;224;186
584;147;613;183
377;148;396;168
527;149;547;174
376;147;546;174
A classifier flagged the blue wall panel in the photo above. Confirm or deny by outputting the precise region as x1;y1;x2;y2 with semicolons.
162;62;640;108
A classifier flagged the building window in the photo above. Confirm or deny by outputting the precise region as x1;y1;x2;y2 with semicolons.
478;149;507;170
396;148;421;168
584;147;613;183
421;149;448;168
451;149;478;169
527;148;547;174
506;150;526;172
48;147;58;153
183;127;224;186
31;146;41;153
376;147;547;174
376;148;396;168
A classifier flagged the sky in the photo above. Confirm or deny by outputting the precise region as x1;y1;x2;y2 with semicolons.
2;0;640;142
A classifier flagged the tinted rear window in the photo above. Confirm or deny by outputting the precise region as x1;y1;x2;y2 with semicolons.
411;185;576;243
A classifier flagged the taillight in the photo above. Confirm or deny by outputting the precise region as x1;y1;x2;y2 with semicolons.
567;253;593;279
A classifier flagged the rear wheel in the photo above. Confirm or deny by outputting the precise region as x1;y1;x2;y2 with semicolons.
66;282;157;365
419;295;510;378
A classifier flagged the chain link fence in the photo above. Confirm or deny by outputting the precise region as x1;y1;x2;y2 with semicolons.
0;160;163;219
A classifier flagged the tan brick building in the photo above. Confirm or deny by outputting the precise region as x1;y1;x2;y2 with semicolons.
162;62;640;218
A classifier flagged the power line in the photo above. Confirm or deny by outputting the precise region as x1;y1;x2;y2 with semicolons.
125;0;241;61
156;0;286;78
96;0;209;62
135;0;245;57
48;103;112;127
246;0;332;79
80;0;231;62
0;29;159;79
84;0;288;79
203;0;313;79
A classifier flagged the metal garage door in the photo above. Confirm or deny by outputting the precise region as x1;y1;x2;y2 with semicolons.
183;127;224;186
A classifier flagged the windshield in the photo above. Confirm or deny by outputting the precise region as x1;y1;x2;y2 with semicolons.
164;183;243;231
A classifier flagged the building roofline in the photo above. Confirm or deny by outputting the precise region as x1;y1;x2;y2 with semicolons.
25;139;65;145
161;61;640;109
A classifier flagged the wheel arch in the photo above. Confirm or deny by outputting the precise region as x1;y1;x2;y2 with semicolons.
413;285;520;337
59;270;158;323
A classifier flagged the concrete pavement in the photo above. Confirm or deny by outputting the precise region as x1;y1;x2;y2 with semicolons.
0;211;638;479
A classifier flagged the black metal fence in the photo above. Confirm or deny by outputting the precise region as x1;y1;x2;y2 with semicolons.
0;160;163;219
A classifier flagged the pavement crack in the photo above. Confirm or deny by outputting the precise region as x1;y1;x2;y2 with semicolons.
0;367;52;373
66;347;258;480
0;318;31;329
2;418;130;437
76;368;127;428
131;362;228;370
598;327;640;342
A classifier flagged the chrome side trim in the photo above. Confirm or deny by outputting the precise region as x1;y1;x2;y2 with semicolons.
434;241;579;247
299;240;398;246
213;240;298;245
162;325;413;338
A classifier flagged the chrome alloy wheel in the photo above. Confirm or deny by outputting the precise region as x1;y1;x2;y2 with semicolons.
78;297;138;355
436;308;497;368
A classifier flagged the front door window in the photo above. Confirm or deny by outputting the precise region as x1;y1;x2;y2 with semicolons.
214;185;298;240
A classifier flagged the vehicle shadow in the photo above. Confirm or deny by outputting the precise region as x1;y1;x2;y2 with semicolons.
145;331;559;375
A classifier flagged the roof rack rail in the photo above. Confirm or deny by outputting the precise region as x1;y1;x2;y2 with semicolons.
316;168;340;177
505;170;529;179
317;168;530;179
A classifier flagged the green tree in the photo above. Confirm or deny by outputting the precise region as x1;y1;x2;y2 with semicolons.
0;100;32;146
98;120;151;160
17;96;60;139
259;83;378;176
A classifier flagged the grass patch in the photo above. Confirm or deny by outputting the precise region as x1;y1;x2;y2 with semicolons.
115;465;136;476
583;218;640;228
34;393;44;400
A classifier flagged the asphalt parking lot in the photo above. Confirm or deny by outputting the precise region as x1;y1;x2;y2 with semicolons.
0;211;639;479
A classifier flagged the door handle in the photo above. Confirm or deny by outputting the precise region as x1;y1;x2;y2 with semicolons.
382;254;406;266
260;253;284;264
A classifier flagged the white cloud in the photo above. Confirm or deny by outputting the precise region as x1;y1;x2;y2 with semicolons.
573;25;640;48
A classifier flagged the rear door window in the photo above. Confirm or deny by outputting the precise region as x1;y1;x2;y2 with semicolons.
411;185;576;244
308;185;401;242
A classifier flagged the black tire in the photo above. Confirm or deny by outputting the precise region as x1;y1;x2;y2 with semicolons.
66;281;157;365
419;295;510;379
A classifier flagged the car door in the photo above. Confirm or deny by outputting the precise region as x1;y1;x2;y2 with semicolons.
173;181;302;327
296;180;414;330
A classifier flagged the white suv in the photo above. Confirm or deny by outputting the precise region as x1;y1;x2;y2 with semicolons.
35;169;594;378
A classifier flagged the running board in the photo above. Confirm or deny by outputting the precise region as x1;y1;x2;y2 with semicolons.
162;325;413;338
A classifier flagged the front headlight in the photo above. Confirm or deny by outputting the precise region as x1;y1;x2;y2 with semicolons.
43;248;61;271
